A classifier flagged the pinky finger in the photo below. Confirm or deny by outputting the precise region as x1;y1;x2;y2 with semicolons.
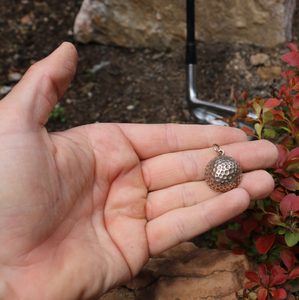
146;188;250;256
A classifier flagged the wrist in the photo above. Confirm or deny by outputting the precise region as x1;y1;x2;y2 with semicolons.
0;261;106;300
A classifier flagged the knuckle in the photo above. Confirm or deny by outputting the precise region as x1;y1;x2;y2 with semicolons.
254;170;275;198
180;184;195;208
164;123;179;152
180;151;199;182
259;140;279;165
198;204;215;230
145;196;154;220
174;218;187;244
233;188;250;209
233;127;248;141
141;161;152;190
27;62;42;76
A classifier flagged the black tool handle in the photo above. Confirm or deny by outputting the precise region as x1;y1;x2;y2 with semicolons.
186;0;196;64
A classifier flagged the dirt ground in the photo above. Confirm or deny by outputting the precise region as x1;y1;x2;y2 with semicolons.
0;0;299;132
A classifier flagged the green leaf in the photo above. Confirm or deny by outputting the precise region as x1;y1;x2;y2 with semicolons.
256;199;265;211
248;292;257;300
263;110;274;124
263;128;277;139
278;228;286;235
281;126;291;133
264;198;272;206
254;123;263;139
50;104;66;123
253;101;262;117
285;231;299;247
227;222;241;230
286;162;299;173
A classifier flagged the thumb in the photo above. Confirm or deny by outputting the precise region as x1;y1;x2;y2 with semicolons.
1;42;78;128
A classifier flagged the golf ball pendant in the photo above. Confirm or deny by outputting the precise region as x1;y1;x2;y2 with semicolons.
204;145;242;192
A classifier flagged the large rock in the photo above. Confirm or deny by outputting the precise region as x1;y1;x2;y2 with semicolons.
74;0;296;50
99;242;251;300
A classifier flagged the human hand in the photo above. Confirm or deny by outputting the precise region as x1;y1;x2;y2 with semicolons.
0;43;278;300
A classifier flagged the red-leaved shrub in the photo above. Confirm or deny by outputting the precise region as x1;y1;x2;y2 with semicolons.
205;43;299;300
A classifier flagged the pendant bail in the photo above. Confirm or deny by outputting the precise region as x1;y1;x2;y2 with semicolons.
213;144;225;156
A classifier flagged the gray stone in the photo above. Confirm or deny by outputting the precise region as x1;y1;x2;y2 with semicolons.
126;105;135;110
250;53;270;66
0;86;12;96
257;66;282;80
100;287;135;300
74;0;296;50
88;61;110;73
135;273;241;300
8;72;22;82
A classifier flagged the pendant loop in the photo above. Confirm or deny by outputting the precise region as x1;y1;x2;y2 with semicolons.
213;144;225;156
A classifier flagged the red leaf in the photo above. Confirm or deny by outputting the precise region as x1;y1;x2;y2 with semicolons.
226;229;247;243
276;168;289;177
274;145;288;169
282;51;299;66
288;147;299;160
271;265;286;276
246;271;260;283
281;69;296;82
242;218;259;236
241;126;255;136
258;288;268;300
256;234;276;254
245;281;258;289
280;249;296;270
272;110;285;121
270;265;287;285
270;188;285;202
264;98;282;109
241;91;248;101
291;107;299;118
258;264;270;287
280;194;299;219
289;266;299;280
232;247;246;255
292;82;299;90
282;44;299;67
270;288;287;299
271;273;287;286
288;43;299;52
258;264;268;277
280;177;297;191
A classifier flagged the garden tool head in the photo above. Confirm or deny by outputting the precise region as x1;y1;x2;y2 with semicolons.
185;0;256;126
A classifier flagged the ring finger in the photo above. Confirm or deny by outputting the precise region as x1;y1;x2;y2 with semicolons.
146;169;274;220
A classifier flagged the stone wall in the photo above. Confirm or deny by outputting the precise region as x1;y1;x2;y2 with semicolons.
74;0;296;50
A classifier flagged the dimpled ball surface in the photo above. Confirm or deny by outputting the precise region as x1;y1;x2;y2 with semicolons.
204;155;242;192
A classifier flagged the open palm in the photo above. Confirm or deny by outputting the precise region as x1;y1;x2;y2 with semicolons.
0;43;278;300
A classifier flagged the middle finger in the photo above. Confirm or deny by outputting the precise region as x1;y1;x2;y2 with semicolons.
141;140;277;191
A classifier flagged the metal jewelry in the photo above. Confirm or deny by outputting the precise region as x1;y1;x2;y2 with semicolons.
204;144;242;192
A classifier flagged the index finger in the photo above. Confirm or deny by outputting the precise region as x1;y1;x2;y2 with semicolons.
118;123;248;159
